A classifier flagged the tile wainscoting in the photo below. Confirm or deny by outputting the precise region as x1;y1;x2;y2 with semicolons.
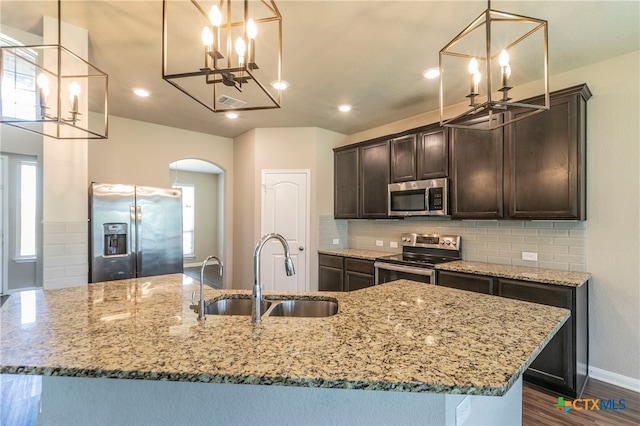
43;222;88;289
319;216;586;272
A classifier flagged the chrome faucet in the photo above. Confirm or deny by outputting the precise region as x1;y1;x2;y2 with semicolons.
197;255;223;321
252;233;295;323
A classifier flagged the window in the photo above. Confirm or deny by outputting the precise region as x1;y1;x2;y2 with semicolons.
1;33;38;120
173;184;195;257
17;161;37;258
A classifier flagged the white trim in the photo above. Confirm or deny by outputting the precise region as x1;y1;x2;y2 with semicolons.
589;366;640;393
183;262;203;268
0;155;7;295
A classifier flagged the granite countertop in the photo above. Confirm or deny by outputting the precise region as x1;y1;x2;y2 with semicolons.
317;248;395;260
436;260;591;287
0;274;568;396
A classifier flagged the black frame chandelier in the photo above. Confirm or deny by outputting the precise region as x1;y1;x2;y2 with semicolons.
439;1;549;130
0;0;108;139
162;0;283;113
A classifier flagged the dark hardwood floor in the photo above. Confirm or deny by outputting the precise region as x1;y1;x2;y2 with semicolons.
1;374;637;425
523;379;639;425
183;264;223;289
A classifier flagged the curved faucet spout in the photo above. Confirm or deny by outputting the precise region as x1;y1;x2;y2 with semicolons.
197;255;223;321
252;233;296;323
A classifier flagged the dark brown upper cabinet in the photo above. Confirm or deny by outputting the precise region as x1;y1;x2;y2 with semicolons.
334;146;360;219
450;116;505;219
417;126;449;180
360;140;390;218
390;125;449;183
390;134;417;182
450;84;590;220
334;140;390;219
504;84;591;220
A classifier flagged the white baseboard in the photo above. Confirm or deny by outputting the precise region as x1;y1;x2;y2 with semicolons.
589;366;640;393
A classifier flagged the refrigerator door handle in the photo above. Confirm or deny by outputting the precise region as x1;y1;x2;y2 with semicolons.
130;205;137;278
135;205;142;278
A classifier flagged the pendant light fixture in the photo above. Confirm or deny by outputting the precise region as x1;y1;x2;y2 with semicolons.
439;1;549;130
162;0;283;113
0;0;109;139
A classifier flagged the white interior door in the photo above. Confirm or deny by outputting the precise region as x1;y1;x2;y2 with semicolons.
261;170;309;292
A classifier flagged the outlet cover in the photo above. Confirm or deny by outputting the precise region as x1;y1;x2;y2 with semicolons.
376;240;383;247
332;239;340;245
390;241;398;248
522;251;538;261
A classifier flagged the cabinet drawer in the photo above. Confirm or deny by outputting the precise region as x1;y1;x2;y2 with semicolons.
497;279;573;309
437;270;494;294
345;258;375;275
319;254;344;269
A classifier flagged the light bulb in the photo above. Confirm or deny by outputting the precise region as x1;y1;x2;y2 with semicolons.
499;49;510;67
69;81;81;101
201;27;213;46
468;57;479;74
209;6;222;27
505;64;511;79
37;73;49;97
473;71;481;85
235;37;246;57
247;18;257;39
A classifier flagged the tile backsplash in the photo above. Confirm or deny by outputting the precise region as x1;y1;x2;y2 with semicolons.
318;215;586;272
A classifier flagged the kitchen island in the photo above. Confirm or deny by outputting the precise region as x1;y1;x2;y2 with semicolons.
0;275;569;425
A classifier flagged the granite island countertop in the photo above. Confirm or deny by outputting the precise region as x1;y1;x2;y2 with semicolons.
0;274;569;397
436;260;591;287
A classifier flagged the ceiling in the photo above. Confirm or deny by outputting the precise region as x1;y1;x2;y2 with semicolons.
1;1;639;139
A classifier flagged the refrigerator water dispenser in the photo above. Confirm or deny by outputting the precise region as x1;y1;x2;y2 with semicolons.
103;223;128;256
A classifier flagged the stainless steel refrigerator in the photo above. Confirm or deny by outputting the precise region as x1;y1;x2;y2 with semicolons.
88;183;183;283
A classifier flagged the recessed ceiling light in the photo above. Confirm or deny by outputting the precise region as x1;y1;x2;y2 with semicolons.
226;112;239;119
423;68;440;79
133;88;150;97
271;80;289;90
338;104;352;113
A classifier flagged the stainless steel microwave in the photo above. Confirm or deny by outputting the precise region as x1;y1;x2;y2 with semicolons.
388;178;448;217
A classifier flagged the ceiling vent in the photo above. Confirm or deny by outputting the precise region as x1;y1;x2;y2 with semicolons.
217;95;247;109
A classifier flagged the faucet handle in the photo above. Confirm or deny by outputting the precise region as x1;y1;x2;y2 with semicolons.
191;291;196;305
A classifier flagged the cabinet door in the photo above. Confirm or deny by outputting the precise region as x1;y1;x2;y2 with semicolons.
390;134;417;183
505;85;589;220
497;279;574;391
436;270;494;294
334;147;359;219
344;258;375;291
417;127;449;179
450;119;504;219
318;254;344;291
360;140;390;218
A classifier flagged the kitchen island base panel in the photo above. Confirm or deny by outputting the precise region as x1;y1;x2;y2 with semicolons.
39;375;523;425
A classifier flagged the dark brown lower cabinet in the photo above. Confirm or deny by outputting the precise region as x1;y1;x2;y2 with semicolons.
318;254;374;292
435;269;588;397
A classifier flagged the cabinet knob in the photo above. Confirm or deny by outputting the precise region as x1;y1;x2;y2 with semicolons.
299;246;304;251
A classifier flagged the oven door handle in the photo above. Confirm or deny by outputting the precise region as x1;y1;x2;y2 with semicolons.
374;262;434;276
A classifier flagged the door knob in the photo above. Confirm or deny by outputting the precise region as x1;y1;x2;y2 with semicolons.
299;246;304;251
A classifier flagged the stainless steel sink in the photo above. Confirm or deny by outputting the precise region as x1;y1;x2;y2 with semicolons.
203;298;271;316
267;299;338;318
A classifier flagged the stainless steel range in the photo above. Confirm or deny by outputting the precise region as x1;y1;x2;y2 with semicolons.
374;233;461;285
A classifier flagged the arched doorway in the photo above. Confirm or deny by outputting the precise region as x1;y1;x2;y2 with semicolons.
169;159;224;289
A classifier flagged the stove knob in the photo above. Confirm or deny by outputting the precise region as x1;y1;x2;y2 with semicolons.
452;241;457;246
446;241;451;245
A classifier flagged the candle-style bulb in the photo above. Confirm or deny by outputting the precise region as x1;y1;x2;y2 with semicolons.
209;6;222;27
247;18;257;40
499;49;510;67
37;73;50;98
473;71;481;86
468;57;479;74
235;37;246;65
69;81;81;103
201;27;213;46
